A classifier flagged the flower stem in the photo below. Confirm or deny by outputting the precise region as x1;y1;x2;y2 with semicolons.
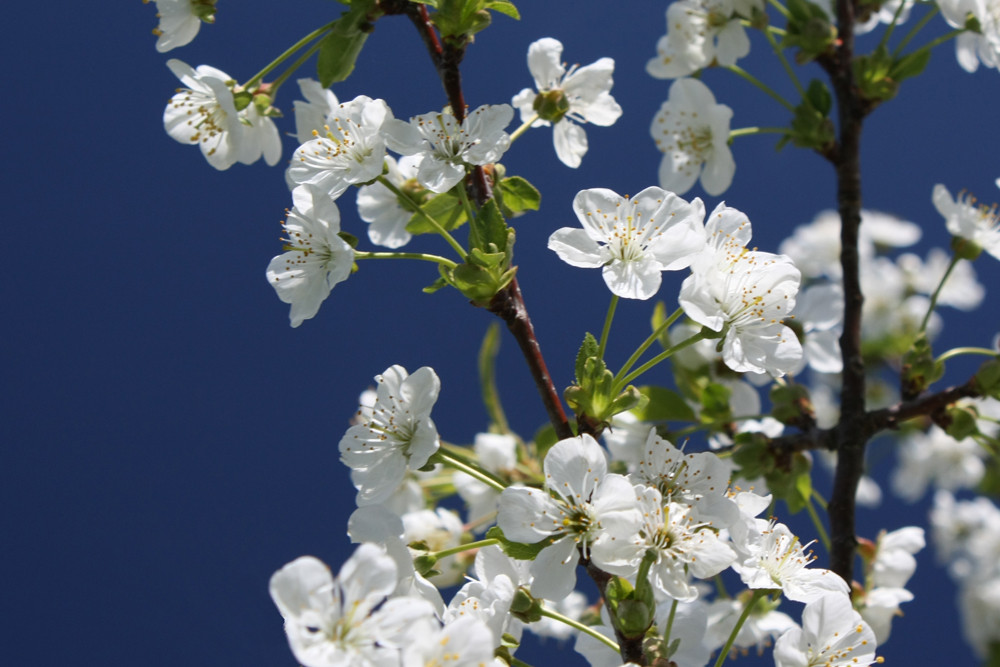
539;607;620;653
919;254;960;332
893;6;942;55
764;28;806;98
613;328;710;394
908;27;965;56
878;0;911;52
663;598;679;646
377;176;468;262
767;0;792;19
269;38;327;93
456;181;479;232
354;251;458;270
805;494;832;552
598;295;619;361
479;322;511;434
712;590;766;667
724;65;796;112
428;538;499;561
243;21;337;89
509;114;539;143
616;306;685;384
431;450;506;492
936;347;1000;363
729;126;791;139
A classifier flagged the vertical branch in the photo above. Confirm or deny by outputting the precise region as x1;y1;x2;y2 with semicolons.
398;1;572;440
821;0;869;584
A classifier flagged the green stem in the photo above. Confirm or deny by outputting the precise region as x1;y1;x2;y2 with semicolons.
672;415;767;437
377;176;468;261
893;6;942;55
812;488;828;510
878;0;911;51
354;251;458;270
920;254;960;332
429;537;499;561
616;307;685;384
598;295;619;361
712;590;767;667
478;323;511;434
936;347;1000;363
764;28;806;98
539;607;620;653
244;21;337;89
767;0;792;19
430;450;506;492
269;37;327;93
456;181;478;230
663;598;679;646
805;494;832;552
910;27;965;56
724;65;796;112
729;126;791;139
509;114;540;143
613;329;710;394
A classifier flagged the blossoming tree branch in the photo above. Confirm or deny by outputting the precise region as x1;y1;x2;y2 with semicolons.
146;0;1000;665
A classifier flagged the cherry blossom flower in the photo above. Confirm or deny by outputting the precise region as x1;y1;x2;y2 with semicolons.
773;593;878;667
548;187;707;299
933;183;1000;260
651;78;735;196
402;507;467;587
511;37;622;168
790;283;844;374
646;0;761;78
891;425;986;502
292;78;340;145
269;544;437;667
598;486;736;601
898;248;984;311
496;434;643;600
383;105;513;193
445;549;519;646
679;204;803;376
705;594;797;655
453;432;518;532
266;185;354;327
356;155;425;249
938;0;1000;73
163;59;280;170
339;365;441;506
145;0;214;53
402;616;497;667
858;587;913;644
734;520;850;602
287;95;392;199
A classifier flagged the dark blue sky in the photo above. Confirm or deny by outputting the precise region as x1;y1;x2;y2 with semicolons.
4;2;1000;665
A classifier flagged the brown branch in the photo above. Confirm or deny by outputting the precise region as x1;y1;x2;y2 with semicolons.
868;378;980;431
583;559;647;666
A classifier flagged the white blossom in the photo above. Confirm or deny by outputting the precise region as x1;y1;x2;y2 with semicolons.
773;593;878;667
511;37;622;168
339;365;441;506
146;0;213;53
402;616;496;667
891;425;986;502
934;182;1000;260
679;204;803;376
383;105;513;193
646;0;760;78
293;78;340;145
548;187;707;299
898;248;984;311
266;184;354;327
287;95;392;199
705;595;797;655
496;434;643;600
453;432;518;532
356;156;425;249
938;0;1000;72
402;508;467;587
651;77;735;196
163;59;280;170
269;544;437;667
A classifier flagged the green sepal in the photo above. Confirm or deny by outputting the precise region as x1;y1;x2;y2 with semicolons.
338;230;360;248
533;89;571;123
952;234;984;261
406;190;467;234
509;588;544;623
901;333;943;400
974;358;1000;399
232;90;253;111
485;526;549;561
447;263;517;305
497;176;541;218
631;386;697;423
422;274;449;294
317;0;379;87
605;574;654;638
469;247;508;268
944;403;980;441
412;554;438;577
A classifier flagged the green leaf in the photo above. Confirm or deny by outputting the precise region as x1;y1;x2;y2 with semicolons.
890;48;931;83
469;198;509;254
497;176;541;217
575;333;600;385
405;190;467;234
486;526;548;560
631;386;696;423
317;1;378;86
805;79;832;116
483;0;520;18
469;247;507;268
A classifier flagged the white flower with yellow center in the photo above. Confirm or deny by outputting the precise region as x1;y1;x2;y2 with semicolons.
548;186;707;299
383;104;513;193
651;78;735;196
774;593;878;667
287;95;392;199
145;0;214;53
339;365;441;506
646;0;760;79
933;183;1000;260
266;185;354;328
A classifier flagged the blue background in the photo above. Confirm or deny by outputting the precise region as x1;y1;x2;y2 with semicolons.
4;1;999;664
